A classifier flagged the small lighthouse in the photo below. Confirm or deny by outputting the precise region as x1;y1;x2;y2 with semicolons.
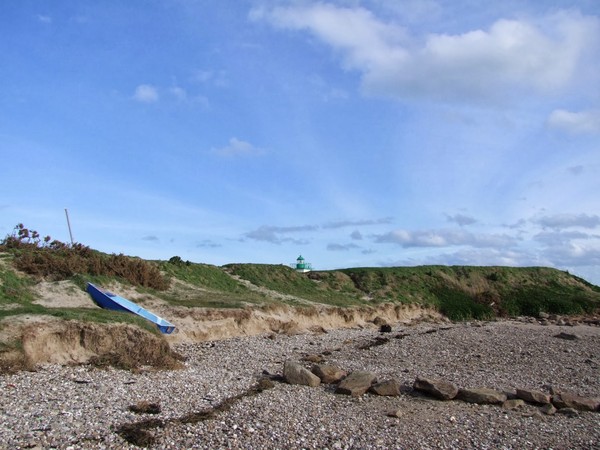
293;255;312;273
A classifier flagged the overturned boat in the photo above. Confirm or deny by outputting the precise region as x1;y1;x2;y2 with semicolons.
86;282;176;334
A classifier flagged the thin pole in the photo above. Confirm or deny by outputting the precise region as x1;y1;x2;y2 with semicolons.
64;208;74;245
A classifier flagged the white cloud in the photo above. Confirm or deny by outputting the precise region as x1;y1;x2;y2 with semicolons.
212;137;265;157
540;242;600;267
547;109;600;134
133;84;159;103
245;224;315;245
375;228;517;248
253;5;600;103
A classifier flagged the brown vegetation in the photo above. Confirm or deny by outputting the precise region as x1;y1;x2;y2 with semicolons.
1;224;168;290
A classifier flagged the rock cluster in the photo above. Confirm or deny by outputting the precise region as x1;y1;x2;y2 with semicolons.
413;376;600;415
282;361;600;418
518;313;600;327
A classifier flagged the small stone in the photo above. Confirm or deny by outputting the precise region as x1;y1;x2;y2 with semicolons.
458;388;507;405
516;388;551;405
283;360;321;387
386;409;403;418
302;354;324;363
372;316;387;326
502;399;526;410
335;371;377;396
521;410;543;419
556;407;579;418
554;332;579;341
311;364;347;384
552;392;600;411
413;377;458;400
255;378;275;391
540;403;557;415
128;401;161;415
370;379;401;396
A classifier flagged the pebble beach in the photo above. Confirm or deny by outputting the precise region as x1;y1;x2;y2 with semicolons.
1;320;599;449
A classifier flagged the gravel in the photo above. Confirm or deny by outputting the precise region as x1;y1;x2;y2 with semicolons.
1;320;599;449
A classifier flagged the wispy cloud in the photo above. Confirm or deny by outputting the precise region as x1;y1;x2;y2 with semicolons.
37;14;52;24
350;230;363;240
534;213;600;229
446;213;477;227
322;217;393;229
547;109;600;134
196;239;222;248
191;69;228;87
133;84;159;103
244;224;316;245
212;138;265;157
244;217;395;247
567;165;585;176
253;5;600;103
374;228;518;248
327;243;360;251
534;230;596;244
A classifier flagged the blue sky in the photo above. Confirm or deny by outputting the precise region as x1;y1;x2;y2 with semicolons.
2;0;600;284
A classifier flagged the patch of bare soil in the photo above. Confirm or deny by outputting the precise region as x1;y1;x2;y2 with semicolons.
164;302;445;343
0;317;183;373
32;280;99;308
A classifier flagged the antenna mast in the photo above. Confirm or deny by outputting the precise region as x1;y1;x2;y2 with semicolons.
64;208;74;245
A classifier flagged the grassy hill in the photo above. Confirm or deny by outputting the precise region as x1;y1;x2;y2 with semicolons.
1;225;599;324
225;263;600;320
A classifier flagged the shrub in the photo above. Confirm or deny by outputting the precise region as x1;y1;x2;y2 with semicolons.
434;287;494;321
0;224;169;290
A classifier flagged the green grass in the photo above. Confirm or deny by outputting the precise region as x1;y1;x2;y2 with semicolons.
0;266;35;306
161;260;246;292
1;245;599;322
152;260;268;308
224;263;365;306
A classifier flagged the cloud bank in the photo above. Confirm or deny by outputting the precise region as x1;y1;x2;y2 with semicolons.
252;5;600;103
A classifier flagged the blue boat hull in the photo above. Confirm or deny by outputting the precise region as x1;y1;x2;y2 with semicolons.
87;283;176;334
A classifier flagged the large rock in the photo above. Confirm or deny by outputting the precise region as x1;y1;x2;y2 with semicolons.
370;379;401;396
335;371;377;396
413;377;458;400
283;360;321;387
458;388;507;405
552;391;600;412
311;364;347;384
516;388;551;405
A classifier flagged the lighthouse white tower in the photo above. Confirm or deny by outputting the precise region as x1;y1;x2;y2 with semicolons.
293;255;312;273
